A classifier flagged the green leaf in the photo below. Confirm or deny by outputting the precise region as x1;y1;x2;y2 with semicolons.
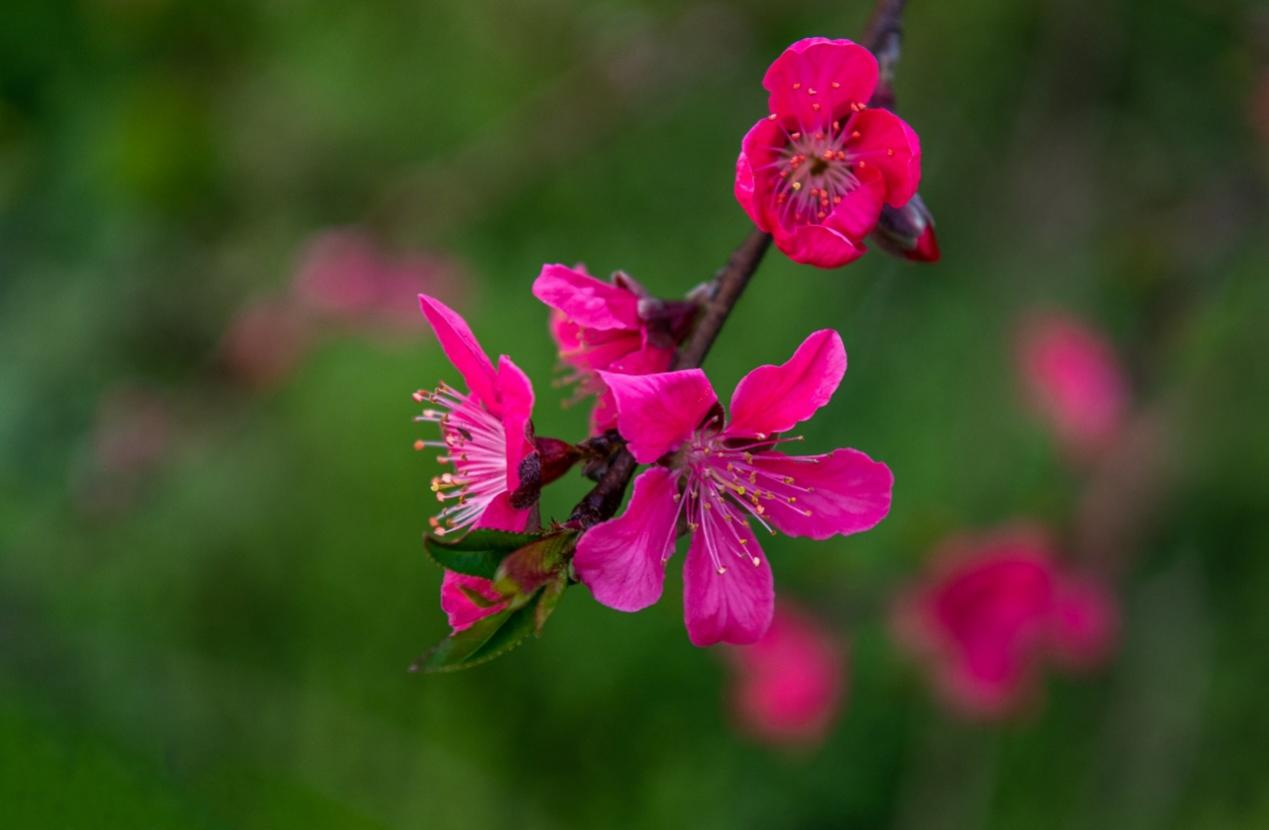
495;531;577;597
411;592;544;674
423;529;539;579
533;573;569;635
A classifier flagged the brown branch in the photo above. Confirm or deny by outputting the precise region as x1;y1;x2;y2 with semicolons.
864;0;906;109
568;230;772;528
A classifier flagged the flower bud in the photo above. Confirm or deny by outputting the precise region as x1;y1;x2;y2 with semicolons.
871;194;940;262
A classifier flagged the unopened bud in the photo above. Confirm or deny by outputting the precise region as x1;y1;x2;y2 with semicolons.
871;194;940;263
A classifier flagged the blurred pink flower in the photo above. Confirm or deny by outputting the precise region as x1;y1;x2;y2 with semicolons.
573;329;892;646
414;294;536;536
440;571;509;632
728;602;845;746
532;264;693;433
292;228;466;335
1016;311;1130;459
76;384;175;515
218;297;313;389
895;527;1118;719
735;38;922;268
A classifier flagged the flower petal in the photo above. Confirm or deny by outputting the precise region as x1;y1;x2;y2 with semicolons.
735;116;785;232
494;355;535;491
763;38;878;126
532;263;640;331
849;108;922;207
824;165;887;241
683;517;774;646
1051;577;1117;669
418;294;499;407
772;222;867;269
598;369;718;463
574;467;682;612
440;571;508;632
752;449;893;539
475;492;533;532
726;329;847;438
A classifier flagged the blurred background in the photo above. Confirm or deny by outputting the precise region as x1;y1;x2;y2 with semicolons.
3;0;1268;827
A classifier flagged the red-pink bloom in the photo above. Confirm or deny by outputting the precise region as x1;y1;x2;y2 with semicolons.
728;601;845;746
895;528;1118;719
414;294;536;536
219;297;313;388
293;229;466;335
573;330;893;646
1017;312;1130;459
532;264;692;433
735;38;922;268
440;571;510;632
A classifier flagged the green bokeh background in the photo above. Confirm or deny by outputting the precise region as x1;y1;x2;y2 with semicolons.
3;0;1268;827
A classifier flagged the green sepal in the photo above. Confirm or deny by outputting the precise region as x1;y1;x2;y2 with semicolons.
410;591;544;674
423;529;540;579
533;573;569;635
494;531;577;598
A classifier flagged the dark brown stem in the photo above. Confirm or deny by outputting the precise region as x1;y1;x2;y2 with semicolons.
864;0;906;109
568;230;772;528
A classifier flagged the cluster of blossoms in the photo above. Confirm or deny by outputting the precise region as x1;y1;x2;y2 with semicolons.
410;37;922;654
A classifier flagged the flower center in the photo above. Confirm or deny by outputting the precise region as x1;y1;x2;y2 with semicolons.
413;382;508;536
772;117;862;226
675;424;817;575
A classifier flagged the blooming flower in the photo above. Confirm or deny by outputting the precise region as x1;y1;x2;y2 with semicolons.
440;571;509;632
414;294;536;536
727;601;845;746
735;38;922;268
532;263;693;432
573;329;893;645
293;228;466;335
894;527;1117;718
1016;311;1129;459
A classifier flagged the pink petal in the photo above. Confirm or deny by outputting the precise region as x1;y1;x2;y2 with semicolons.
532;264;641;331
683;518;774;646
418;294;499;408
494;355;535;492
735;116;785;232
589;344;677;434
752;449;893;539
849;108;922;207
771;222;867;269
726;329;847;438
763;38;878;126
824;165;887;241
598;369;718;463
440;571;509;632
475;492;533;532
573;467;682;612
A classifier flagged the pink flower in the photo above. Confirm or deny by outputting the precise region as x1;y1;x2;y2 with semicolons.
728;601;845;746
735;38;922;268
414;294;536;536
573;329;893;646
219;297;313;388
1017;312;1130;459
440;571;509;632
532;264;693;433
293;228;467;335
895;528;1118;719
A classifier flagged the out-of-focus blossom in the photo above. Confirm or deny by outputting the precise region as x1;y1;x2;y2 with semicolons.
735;38;922;268
1016;311;1130;459
894;527;1118;719
218;297;313;389
532;263;695;433
414;294;536;536
292;228;466;335
75;384;175;515
727;601;845;746
440;571;509;632
573;329;892;646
